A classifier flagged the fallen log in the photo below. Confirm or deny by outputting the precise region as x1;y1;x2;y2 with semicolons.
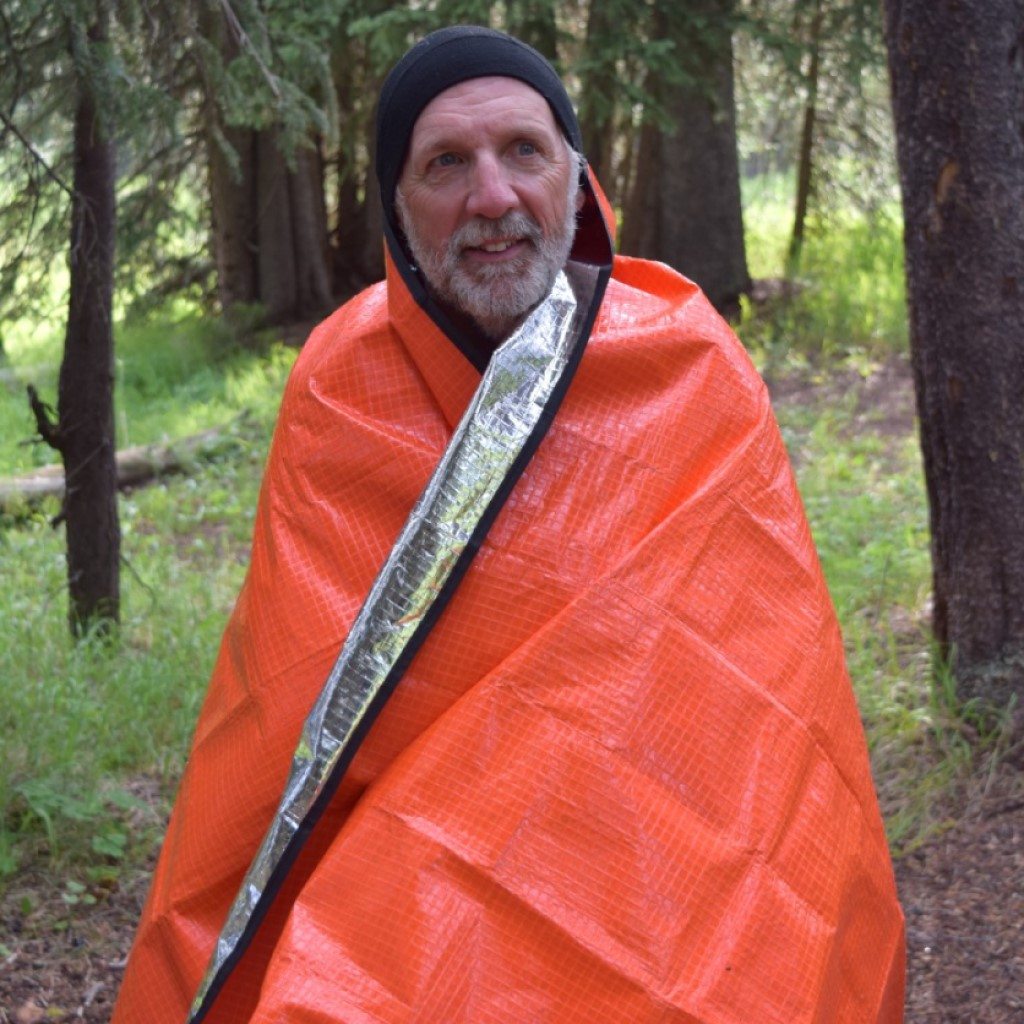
0;424;246;512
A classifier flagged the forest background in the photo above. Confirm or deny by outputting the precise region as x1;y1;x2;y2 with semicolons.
0;0;1022;1017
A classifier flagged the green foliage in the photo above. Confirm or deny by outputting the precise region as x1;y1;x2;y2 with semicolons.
0;0;194;325
736;0;896;224
741;178;907;359
0;0;347;329
0;309;295;879
196;0;344;156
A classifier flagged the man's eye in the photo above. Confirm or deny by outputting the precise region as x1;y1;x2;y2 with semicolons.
434;152;460;168
516;141;538;157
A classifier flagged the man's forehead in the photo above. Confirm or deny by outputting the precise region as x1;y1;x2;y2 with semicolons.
411;76;559;141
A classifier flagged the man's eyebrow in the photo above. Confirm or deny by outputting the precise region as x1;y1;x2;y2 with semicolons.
414;121;556;154
413;132;463;154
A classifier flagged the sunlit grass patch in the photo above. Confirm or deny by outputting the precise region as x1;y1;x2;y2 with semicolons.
0;305;295;477
742;183;908;360
742;172;793;279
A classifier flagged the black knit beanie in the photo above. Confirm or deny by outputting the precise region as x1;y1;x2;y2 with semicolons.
375;25;583;220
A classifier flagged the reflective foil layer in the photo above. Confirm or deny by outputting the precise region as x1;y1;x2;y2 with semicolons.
188;272;582;1021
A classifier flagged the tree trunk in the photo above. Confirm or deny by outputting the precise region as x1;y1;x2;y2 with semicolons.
329;29;386;293
332;35;362;293
506;0;559;62
255;130;299;324
358;117;384;284
208;124;258;309
207;127;333;326
60;12;120;635
202;4;333;326
620;0;751;317
615;101;640;225
884;0;1024;716
310;135;331;295
577;0;619;192
288;142;333;318
788;0;824;271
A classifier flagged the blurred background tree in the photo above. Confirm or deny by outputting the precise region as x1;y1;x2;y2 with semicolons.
1;0;899;335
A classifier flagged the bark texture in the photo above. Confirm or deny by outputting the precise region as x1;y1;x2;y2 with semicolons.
358;125;384;285
208;127;333;324
208;124;258;309
577;0;618;193
330;35;384;292
884;0;1024;712
60;14;120;634
203;9;332;325
788;0;824;269
621;0;751;316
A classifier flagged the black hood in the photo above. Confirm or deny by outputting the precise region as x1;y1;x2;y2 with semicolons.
375;25;614;370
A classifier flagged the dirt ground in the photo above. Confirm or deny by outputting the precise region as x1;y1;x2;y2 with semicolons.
3;770;1022;1023
2;356;1022;1022
897;774;1024;1023
0;864;146;1022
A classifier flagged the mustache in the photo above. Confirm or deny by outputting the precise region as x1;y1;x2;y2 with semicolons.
450;212;543;252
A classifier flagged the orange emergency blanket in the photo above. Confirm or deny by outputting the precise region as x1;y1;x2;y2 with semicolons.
114;252;904;1022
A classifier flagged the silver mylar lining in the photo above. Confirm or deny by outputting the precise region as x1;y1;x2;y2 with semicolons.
188;270;585;1021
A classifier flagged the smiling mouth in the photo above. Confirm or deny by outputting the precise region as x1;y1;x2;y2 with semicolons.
465;238;528;257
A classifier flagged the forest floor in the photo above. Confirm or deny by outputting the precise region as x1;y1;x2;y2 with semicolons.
2;356;1022;1022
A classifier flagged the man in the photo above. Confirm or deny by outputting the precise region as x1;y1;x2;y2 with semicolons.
114;26;904;1023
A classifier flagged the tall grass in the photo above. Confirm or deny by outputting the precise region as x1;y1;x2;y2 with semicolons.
0;305;294;879
742;177;908;360
773;398;942;851
0;483;252;874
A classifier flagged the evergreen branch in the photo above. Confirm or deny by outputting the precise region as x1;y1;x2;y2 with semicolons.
0;108;74;198
217;0;282;99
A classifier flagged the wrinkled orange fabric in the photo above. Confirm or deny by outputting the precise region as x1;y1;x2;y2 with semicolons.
114;244;904;1022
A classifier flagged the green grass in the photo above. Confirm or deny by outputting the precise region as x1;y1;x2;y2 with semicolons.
742;180;908;360
736;180;995;852
0;303;295;880
0;454;268;876
1;302;290;476
770;393;944;851
775;386;1023;853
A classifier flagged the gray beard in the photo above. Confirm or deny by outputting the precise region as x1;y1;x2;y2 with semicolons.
397;189;578;341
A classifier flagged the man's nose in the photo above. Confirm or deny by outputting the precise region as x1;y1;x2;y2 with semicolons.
465;155;518;220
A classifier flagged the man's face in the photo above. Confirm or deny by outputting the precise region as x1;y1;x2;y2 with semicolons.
396;76;579;339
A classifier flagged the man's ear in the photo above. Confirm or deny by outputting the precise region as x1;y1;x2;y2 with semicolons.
575;186;585;213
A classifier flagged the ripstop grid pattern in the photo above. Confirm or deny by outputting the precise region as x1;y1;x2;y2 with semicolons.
113;255;904;1024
